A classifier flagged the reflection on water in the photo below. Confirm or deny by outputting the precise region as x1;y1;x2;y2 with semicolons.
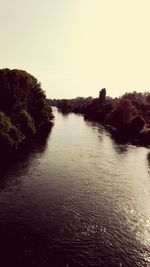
0;107;149;267
0;126;53;189
57;108;70;117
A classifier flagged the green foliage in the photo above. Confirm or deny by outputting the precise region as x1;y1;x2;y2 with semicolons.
0;69;53;126
0;68;53;152
0;112;12;132
0;112;22;150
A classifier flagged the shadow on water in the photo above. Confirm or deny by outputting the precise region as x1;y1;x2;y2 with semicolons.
84;117;130;154
84;115;144;148
0;126;55;267
113;143;129;155
0;125;53;187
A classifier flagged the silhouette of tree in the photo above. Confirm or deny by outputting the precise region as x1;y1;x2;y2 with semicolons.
99;88;106;102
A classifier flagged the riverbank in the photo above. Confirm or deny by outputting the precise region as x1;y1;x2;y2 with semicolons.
50;89;150;146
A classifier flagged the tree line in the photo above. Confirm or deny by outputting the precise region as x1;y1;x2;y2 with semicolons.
50;89;150;145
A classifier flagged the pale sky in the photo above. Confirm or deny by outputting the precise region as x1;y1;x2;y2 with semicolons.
1;0;150;99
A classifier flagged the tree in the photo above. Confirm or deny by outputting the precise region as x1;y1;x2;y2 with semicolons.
0;68;53;152
99;88;106;103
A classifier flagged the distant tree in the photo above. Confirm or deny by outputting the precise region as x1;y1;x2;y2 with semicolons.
99;88;106;102
57;100;70;110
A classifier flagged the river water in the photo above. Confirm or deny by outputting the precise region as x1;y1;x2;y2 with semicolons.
0;108;149;267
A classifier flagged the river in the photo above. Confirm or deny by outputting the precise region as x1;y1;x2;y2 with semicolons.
0;107;149;267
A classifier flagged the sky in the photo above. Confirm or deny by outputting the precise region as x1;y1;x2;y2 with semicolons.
0;0;150;99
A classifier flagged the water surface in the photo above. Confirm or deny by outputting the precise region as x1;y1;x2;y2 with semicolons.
0;108;149;267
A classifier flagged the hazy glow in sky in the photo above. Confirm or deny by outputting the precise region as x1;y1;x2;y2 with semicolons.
1;0;150;98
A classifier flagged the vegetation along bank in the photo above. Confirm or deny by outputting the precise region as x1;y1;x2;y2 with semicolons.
50;89;150;146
